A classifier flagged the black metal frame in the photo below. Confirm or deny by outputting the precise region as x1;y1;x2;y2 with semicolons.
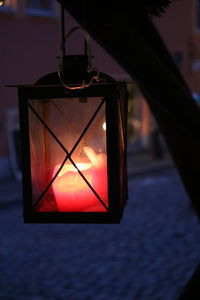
18;82;127;223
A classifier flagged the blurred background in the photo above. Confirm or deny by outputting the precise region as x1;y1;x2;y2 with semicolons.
1;0;200;180
1;0;200;299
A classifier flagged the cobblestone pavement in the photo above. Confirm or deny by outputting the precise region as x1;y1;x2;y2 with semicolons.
1;167;200;300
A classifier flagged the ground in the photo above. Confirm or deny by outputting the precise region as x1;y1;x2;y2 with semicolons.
1;167;200;300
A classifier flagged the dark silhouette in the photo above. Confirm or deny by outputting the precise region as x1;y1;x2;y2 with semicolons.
56;0;200;298
57;0;200;218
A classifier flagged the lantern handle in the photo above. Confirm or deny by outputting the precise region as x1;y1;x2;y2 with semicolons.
60;4;91;70
62;26;92;70
59;26;92;73
58;26;100;90
58;6;99;90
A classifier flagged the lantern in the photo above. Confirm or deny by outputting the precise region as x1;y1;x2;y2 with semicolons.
18;63;128;223
18;20;128;223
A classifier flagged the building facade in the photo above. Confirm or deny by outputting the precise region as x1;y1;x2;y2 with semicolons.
153;0;200;94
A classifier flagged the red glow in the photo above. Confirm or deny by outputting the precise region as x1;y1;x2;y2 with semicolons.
52;147;108;212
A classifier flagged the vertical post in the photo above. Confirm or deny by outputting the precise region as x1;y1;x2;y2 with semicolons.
61;5;65;64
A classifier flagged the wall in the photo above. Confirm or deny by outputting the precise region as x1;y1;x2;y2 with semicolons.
154;0;200;93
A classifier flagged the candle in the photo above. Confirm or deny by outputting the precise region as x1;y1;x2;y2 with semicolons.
52;146;108;212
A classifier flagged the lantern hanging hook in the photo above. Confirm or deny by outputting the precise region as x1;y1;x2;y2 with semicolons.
58;6;100;90
60;26;92;72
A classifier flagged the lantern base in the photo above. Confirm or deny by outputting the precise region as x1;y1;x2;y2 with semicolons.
23;211;123;224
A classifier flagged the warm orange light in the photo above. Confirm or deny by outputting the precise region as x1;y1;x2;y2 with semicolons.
57;162;92;177
52;146;108;212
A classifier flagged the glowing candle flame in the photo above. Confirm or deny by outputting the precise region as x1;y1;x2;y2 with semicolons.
57;162;92;177
52;146;108;212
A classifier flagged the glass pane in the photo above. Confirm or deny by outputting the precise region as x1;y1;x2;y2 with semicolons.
70;98;108;212
28;100;66;211
28;97;108;212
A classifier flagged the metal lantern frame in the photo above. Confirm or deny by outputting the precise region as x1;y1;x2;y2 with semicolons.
18;78;128;223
